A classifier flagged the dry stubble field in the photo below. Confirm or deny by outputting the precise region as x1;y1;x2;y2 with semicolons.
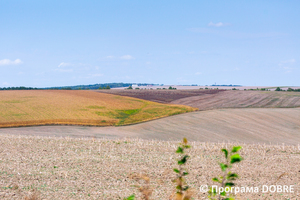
0;135;300;199
0;90;196;128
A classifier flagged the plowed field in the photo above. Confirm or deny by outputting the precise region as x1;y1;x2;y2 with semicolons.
99;89;300;110
97;89;225;103
1;107;299;145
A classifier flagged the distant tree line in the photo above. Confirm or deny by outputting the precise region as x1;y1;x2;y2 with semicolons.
0;83;159;91
0;86;38;90
98;85;111;90
45;83;156;90
276;87;300;92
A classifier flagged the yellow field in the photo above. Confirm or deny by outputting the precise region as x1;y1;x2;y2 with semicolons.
0;90;197;127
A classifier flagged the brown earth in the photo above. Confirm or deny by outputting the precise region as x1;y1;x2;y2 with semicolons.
0;135;299;199
1;108;299;145
172;90;300;110
97;89;226;103
98;89;300;110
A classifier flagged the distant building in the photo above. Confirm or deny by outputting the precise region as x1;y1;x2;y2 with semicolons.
132;84;138;88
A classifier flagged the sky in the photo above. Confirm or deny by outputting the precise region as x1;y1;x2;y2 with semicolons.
0;0;299;87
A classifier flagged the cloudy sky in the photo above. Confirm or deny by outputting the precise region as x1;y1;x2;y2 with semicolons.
1;0;299;87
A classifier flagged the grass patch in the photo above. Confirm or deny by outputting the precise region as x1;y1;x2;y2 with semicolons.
115;109;141;125
87;105;106;109
2;100;23;103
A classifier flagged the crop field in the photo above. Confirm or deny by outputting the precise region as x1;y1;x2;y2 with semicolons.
0;135;299;199
97;89;225;103
99;89;300;110
1;107;299;145
172;90;300;110
1;90;299;200
0;90;196;128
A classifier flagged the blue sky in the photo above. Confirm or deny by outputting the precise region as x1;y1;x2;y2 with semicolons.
1;0;299;87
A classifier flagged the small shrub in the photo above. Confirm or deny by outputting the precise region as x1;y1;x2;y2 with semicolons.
209;146;243;200
171;138;192;200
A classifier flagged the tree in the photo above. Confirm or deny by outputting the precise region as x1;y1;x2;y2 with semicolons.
275;87;281;91
106;85;110;89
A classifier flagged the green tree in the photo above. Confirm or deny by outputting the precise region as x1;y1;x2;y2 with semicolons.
275;87;281;91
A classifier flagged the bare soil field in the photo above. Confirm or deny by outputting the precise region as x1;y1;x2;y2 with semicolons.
0;135;299;199
111;85;300;91
0;90;196;128
173;90;300;110
99;89;300;110
1;108;299;145
97;89;225;103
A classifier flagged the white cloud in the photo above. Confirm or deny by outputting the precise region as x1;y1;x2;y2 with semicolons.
1;82;10;86
120;55;134;60
279;59;296;65
195;72;202;75
91;73;103;77
279;59;296;73
54;68;73;72
208;22;230;27
0;59;23;66
106;56;114;59
177;77;188;83
58;62;71;67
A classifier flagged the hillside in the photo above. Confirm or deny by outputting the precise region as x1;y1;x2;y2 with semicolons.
99;89;300;110
2;107;299;145
0;90;196;128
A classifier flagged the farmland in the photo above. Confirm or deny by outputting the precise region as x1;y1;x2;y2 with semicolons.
2;107;299;145
97;89;225;103
98;89;300;110
0;89;300;199
0;90;196;128
172;90;300;110
0;135;299;199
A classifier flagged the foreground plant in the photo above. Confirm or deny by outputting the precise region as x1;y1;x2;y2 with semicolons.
171;138;192;200
125;138;192;200
209;146;243;200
